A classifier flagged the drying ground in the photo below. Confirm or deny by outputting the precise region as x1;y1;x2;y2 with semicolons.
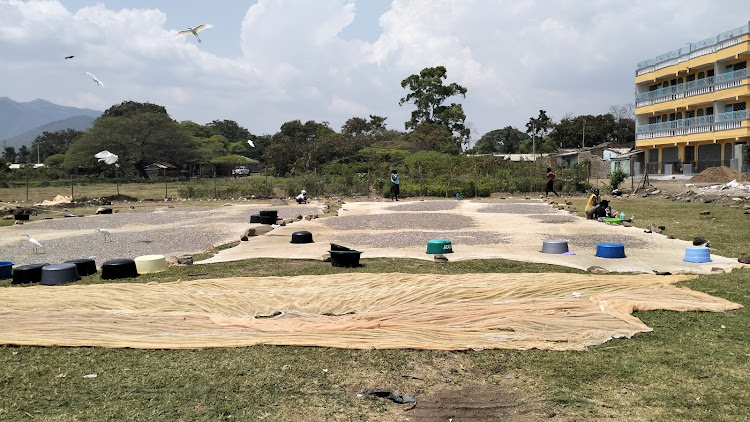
1;182;749;421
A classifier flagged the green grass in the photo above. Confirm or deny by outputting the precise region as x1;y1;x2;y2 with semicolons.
1;193;749;420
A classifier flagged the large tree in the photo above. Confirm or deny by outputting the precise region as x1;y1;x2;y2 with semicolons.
30;129;83;164
65;101;198;178
525;110;553;155
399;66;470;150
472;127;529;154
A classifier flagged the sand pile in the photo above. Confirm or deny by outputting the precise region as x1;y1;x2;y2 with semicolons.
690;166;750;183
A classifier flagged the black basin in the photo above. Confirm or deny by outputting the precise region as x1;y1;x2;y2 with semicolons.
40;263;80;286
12;263;49;285
13;214;30;221
259;215;277;225
101;259;139;280
329;250;363;267
291;231;314;244
330;243;354;252
64;258;98;276
250;214;261;223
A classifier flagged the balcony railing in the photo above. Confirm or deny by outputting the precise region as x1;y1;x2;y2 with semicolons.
645;160;728;175
635;68;747;106
636;110;747;139
636;23;749;75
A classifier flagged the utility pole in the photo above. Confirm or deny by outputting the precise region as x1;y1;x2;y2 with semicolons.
582;120;586;149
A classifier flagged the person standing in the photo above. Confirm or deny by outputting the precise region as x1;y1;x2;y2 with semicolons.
545;167;559;197
390;169;400;201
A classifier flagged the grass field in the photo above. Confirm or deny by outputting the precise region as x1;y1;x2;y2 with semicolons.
1;186;749;421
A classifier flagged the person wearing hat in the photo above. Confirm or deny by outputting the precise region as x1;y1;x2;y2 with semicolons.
585;188;601;219
390;168;400;201
296;189;307;204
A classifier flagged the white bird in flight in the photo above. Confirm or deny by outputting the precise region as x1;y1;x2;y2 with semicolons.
96;228;113;242
176;24;214;43
25;233;42;254
86;72;103;87
95;150;119;165
247;140;255;148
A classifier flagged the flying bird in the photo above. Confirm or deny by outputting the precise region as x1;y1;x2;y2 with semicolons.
65;55;75;59
25;233;42;254
96;228;113;242
176;24;214;43
247;140;255;148
95;150;119;165
86;72;103;87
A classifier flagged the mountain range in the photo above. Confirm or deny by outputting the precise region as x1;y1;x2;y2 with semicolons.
0;97;101;150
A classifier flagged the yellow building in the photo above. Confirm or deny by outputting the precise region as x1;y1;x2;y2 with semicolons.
635;22;749;175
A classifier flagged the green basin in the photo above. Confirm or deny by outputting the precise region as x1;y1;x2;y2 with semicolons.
426;239;453;254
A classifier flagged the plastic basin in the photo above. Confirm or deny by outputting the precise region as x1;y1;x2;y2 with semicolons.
291;231;314;244
329;250;363;267
40;263;80;286
426;239;453;254
11;263;48;285
101;259;139;280
603;217;622;225
683;246;712;263
135;255;168;274
595;242;626;259
0;261;13;279
64;258;97;276
541;240;569;254
250;214;261;223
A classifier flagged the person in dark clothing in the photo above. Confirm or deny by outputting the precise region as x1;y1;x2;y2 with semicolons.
390;169;400;201
545;167;559;197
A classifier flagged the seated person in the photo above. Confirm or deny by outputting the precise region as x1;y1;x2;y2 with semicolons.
597;199;617;218
296;189;307;204
585;189;601;219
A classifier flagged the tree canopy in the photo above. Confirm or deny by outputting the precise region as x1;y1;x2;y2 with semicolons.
399;66;470;150
64;101;198;177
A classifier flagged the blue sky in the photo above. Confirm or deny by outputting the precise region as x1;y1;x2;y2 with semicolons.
1;0;748;142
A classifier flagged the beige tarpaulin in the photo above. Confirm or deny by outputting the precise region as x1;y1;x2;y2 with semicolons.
0;273;741;350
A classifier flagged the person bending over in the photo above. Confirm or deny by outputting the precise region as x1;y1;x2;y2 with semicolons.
296;189;307;204
585;188;601;219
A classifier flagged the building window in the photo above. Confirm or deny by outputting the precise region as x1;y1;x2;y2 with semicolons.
697;109;704;117
686;110;695;118
706;107;714;115
648;116;659;124
707;69;714;77
698;71;705;79
733;102;747;112
733;61;747;71
687;74;695;82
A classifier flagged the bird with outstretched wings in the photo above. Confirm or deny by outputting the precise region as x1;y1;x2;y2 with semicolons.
176;24;214;43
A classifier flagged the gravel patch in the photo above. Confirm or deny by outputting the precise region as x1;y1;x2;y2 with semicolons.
548;234;647;249
334;231;509;248
477;203;557;214
323;213;475;231
385;201;458;212
1;205;322;267
528;214;577;224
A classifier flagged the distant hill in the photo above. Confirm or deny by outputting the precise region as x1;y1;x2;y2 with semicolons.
3;115;97;149
0;97;101;145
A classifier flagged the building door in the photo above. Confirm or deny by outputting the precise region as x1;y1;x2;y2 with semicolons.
724;143;733;167
662;147;679;173
697;144;722;171
647;149;659;174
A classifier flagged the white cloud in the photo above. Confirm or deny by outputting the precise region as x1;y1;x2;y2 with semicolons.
1;0;748;139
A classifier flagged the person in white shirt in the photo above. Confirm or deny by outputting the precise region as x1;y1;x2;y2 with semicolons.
296;189;307;204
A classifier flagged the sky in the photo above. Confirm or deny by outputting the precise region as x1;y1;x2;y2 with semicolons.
1;0;749;143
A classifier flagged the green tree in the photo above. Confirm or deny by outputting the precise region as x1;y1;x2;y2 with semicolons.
17;145;30;163
31;129;83;164
3;146;16;163
472;127;529;154
525;110;553;155
206;120;251;143
399;66;470;149
65;101;198;178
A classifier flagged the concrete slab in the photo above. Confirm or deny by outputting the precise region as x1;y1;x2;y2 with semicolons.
201;199;745;275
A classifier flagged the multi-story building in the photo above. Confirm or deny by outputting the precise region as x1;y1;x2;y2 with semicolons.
635;22;749;175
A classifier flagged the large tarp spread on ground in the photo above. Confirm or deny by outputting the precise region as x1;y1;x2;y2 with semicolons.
0;273;741;350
